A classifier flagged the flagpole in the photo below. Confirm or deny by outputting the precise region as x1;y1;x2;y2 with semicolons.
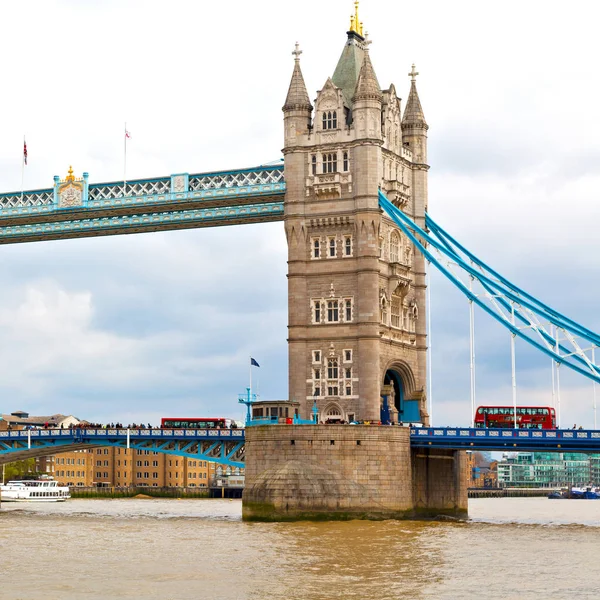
123;122;127;194
249;356;252;397
21;135;25;201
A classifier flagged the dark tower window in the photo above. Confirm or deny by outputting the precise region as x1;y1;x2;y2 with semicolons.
322;153;337;173
327;300;339;322
328;358;339;379
311;154;317;175
343;152;348;171
345;299;352;322
322;111;338;130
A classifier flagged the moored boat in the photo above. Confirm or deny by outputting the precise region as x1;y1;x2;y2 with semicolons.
0;479;70;502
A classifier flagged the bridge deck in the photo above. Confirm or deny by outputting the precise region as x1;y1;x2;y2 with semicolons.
410;427;600;453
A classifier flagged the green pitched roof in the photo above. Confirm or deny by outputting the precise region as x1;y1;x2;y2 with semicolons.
332;32;366;108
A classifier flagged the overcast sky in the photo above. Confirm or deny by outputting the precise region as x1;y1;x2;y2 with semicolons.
0;0;599;428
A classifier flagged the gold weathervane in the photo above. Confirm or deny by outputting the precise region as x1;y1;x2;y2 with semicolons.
65;165;75;183
349;1;364;37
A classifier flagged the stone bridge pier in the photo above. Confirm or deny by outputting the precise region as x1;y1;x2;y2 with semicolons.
242;425;468;521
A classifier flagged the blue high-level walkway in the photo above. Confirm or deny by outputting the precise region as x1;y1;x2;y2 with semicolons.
0;164;284;244
0;428;245;467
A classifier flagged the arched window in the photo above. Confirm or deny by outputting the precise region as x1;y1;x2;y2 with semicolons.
327;358;339;379
313;238;320;259
345;299;352;322
322;111;338;130
343;151;349;171
390;231;400;263
311;154;317;175
314;301;322;323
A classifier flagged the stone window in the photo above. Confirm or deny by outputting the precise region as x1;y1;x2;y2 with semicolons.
379;237;385;258
390;231;400;263
313;350;321;363
345;368;352;379
345;299;352;322
314;369;321;380
327;385;339;396
327;358;339;379
312;238;320;259
391;297;401;328
322;110;337;130
311;154;317;175
314;386;321;396
327;300;339;322
344;236;352;257
328;237;336;258
343;151;349;171
313;301;322;323
322;153;337;173
344;349;352;362
346;385;352;396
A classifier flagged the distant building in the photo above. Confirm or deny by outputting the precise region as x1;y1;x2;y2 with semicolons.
497;452;600;488
0;410;81;430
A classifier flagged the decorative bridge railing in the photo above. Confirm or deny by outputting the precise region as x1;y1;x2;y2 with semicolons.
0;164;285;244
410;427;600;452
0;428;245;468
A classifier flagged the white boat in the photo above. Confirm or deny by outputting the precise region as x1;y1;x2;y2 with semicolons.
0;479;71;502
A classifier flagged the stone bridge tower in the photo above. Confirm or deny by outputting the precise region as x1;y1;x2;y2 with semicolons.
283;7;430;425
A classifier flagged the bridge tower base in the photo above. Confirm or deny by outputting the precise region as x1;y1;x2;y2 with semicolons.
242;426;468;521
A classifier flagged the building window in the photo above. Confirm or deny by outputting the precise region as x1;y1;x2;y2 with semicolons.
346;385;352;396
379;237;385;258
345;368;352;379
314;369;321;380
313;350;321;363
314;301;322;323
314;386;321;396
153;472;158;479
345;299;352;322
144;461;149;467
137;472;142;478
328;385;339;396
153;461;158;467
344;349;352;362
391;297;401;328
344;236;352;257
311;154;317;175
327;300;339;322
322;153;337;173
144;472;149;479
328;358;339;379
96;460;101;467
390;231;400;263
312;238;320;259
322;110;337;130
328;237;336;258
136;460;142;467
343;151;349;171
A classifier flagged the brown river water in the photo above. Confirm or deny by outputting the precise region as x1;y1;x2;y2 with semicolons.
1;498;599;600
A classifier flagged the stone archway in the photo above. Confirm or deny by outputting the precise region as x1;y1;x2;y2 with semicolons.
382;361;419;424
324;403;343;424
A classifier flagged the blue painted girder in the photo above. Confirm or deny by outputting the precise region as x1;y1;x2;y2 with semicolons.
411;427;600;453
0;428;246;467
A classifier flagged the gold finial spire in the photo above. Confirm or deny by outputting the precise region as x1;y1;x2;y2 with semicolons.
66;165;75;182
409;64;419;82
349;1;364;36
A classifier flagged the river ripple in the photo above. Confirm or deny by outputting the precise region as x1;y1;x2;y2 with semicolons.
1;498;599;600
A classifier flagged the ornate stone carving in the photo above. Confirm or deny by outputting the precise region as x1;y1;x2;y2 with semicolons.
57;166;84;208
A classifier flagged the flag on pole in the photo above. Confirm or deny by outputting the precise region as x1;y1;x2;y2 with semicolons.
125;129;131;139
250;357;260;368
23;140;27;165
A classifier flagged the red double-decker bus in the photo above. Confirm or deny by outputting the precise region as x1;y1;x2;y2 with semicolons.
160;417;238;429
474;406;556;429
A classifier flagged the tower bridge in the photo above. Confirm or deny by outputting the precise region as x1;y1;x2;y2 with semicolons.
2;3;600;520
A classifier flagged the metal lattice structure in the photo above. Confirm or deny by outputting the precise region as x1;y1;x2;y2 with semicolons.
0;428;245;467
379;191;600;386
0;164;285;244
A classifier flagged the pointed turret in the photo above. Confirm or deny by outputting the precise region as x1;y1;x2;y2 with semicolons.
283;43;313;147
402;64;428;129
402;64;428;163
352;45;382;103
283;43;312;112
